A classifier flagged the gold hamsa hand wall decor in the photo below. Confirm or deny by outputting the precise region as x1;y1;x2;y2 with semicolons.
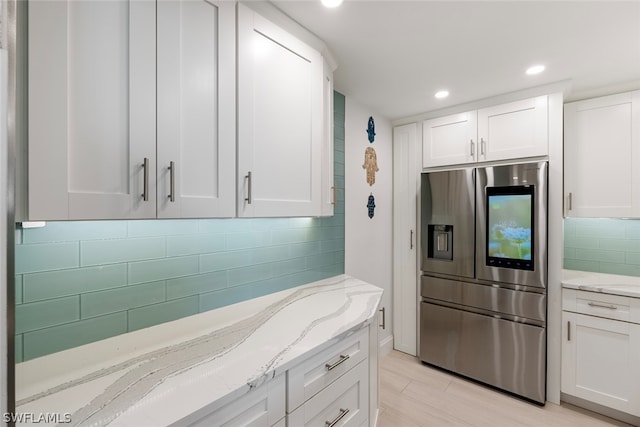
362;146;379;186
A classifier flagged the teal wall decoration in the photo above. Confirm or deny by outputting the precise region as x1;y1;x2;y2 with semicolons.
367;194;376;219
366;116;375;143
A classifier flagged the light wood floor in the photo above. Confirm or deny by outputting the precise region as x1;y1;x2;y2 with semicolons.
378;350;634;427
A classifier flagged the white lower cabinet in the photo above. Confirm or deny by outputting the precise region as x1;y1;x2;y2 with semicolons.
179;374;286;427
561;289;640;417
287;360;369;427
178;326;374;427
288;328;368;411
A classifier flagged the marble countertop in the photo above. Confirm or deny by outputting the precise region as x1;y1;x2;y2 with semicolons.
562;269;640;299
15;275;383;426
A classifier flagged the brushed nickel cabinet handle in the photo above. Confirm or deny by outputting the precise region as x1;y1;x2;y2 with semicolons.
380;306;386;330
141;157;149;201
245;171;253;204
410;229;414;250
568;192;573;211
168;161;176;202
331;186;337;206
567;321;571;341
588;302;618;310
481;137;486;156
325;408;349;427
470;139;475;157
325;354;349;371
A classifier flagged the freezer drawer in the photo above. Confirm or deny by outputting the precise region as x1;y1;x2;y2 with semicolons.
421;276;546;324
419;301;546;404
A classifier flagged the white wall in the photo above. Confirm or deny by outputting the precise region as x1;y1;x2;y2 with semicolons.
344;96;393;351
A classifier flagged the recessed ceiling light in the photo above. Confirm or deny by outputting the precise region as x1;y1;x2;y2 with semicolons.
435;90;449;99
321;0;343;8
526;65;545;75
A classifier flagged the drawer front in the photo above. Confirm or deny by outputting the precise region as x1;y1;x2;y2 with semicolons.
287;327;369;411
287;360;369;427
573;290;632;323
177;374;285;427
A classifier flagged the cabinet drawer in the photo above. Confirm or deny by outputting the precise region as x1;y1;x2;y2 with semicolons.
287;328;369;412
287;360;369;427
174;374;285;427
564;289;637;323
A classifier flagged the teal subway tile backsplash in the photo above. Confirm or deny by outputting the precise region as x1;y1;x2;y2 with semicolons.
80;281;166;319
81;236;166;266
23;265;127;303
166;233;225;257
23;313;128;360
15;297;80;334
127;219;200;237
127;297;199;332
14;91;346;362
15;275;22;305
199;286;253;312
166;272;227;300
22;220;127;243
128;256;199;285
15;242;79;274
564;218;640;277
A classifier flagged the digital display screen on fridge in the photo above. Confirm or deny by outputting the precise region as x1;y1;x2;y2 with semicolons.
486;185;535;271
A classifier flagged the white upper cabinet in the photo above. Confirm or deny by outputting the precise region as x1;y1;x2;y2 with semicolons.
422;95;549;169
564;91;640;218
28;0;235;220
477;96;548;162
28;0;157;220
423;111;477;167
321;61;335;216
157;0;236;218
237;3;324;217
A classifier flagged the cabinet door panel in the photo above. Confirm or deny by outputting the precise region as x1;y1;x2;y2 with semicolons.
562;312;640;415
478;96;548;162
157;0;235;218
29;0;156;220
238;4;322;217
564;91;640;217
422;112;477;168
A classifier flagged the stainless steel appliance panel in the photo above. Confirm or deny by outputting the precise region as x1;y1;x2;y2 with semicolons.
421;276;546;323
476;162;548;288
420;301;546;404
421;168;475;279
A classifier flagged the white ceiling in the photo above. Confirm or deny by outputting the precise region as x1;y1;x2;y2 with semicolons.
271;0;640;121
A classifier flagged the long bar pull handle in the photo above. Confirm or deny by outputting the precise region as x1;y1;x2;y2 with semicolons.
410;229;414;250
331;186;337;206
325;354;349;371
567;321;571;341
141;158;149;201
325;409;349;427
588;302;618;310
168;161;176;202
470;139;475;157
245;171;253;204
480;138;486;156
379;307;386;330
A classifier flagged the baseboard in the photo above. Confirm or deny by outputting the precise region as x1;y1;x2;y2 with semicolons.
379;335;393;357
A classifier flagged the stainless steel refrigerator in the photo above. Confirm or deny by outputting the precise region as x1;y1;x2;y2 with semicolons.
420;161;548;404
